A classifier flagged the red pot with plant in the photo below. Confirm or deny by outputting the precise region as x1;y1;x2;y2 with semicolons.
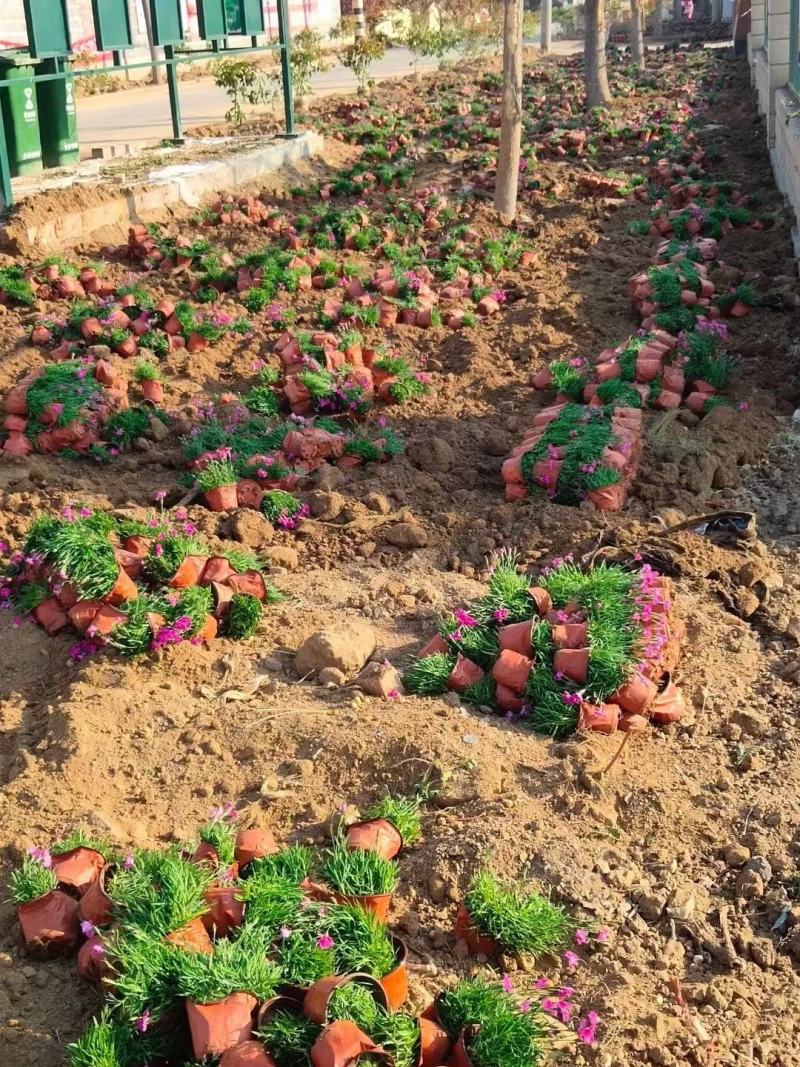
77;933;109;983
105;566;139;606
551;622;588;649
220;1041;278;1067
18;891;80;956
304;974;389;1024
612;670;658;715
345;819;402;861
203;886;245;938
186;993;257;1059
492;649;533;694
79;868;113;926
454;904;498;956
650;674;685;724
34;598;70;635
169;555;208;589
206;484;239;512
527;586;552;615
588;484;625;511
234;828;278;866
417;634;449;658
577;701;620;734
498;619;532;656
418;1016;451;1067
310;1020;391;1067
226;571;267;601
165;916;214;954
52;847;105;896
201;557;236;585
553;647;589;684
446;655;484;694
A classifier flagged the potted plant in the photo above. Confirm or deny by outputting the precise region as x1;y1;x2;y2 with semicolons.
345;794;423;860
456;870;570;959
133;359;164;404
324;904;407;1009
11;851;80;955
198;459;239;513
321;840;397;922
192;819;245;938
261;490;308;529
435;978;544;1067
176;927;281;1058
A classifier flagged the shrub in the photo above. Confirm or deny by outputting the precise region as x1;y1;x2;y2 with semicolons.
464;870;571;956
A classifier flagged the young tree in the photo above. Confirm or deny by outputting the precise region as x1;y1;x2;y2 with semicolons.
584;0;612;107
630;0;645;67
653;0;664;36
494;0;523;221
541;0;553;51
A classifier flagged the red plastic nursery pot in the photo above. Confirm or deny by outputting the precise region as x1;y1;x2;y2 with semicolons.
77;933;108;983
202;556;236;585
332;888;393;924
650;674;685;724
613;671;658;715
495;684;526;713
226;571;267;601
578;701;620;735
142;379;163;404
588;484;626;512
446;655;484;694
310;1020;392;1067
418;1015;451;1067
448;1026;479;1067
165;916;214;954
79;868;113;926
492;649;533;694
345;818;403;860
205;484;239;513
527;586;553;616
203;885;245;938
186;992;258;1059
551;622;589;649
303;974;389;1024
553;647;589;684
234;828;278;866
380;934;409;1010
34;597;70;635
17;890;80;955
453;904;498;956
169;555;208;589
105;567;139;606
219;1041;278;1067
498;619;532;656
52;847;105;895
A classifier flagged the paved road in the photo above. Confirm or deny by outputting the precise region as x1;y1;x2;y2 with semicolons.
75;42;581;156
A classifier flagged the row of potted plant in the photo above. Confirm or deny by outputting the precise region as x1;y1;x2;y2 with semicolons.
2;508;281;654
403;551;685;736
12;794;601;1065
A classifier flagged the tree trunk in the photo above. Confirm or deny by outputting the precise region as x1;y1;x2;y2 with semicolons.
630;0;645;67
541;0;553;51
584;0;612;107
140;0;165;85
353;0;366;39
654;0;664;37
494;0;523;222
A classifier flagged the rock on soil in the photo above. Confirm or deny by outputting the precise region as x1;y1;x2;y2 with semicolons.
294;622;376;679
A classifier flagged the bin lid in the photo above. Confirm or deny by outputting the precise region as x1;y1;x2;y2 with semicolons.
0;50;39;69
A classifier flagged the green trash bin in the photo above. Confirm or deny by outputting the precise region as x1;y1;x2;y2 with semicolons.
36;56;79;168
0;50;42;177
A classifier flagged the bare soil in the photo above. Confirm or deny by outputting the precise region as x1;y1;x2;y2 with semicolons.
0;53;800;1067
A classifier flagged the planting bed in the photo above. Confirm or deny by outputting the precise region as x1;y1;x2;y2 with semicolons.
0;44;800;1067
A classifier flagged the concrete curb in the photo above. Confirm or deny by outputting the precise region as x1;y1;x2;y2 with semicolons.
2;132;324;252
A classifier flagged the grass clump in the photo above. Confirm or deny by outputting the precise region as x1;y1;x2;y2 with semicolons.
325;904;397;978
108;850;212;938
321;839;397;896
402;652;455;695
464;870;571;956
362;795;422;846
259;1009;320;1067
10;854;58;905
174;927;280;1003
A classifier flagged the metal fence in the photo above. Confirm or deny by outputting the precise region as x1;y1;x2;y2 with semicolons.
0;0;295;212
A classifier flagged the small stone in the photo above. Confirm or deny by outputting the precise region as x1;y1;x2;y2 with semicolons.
453;939;470;960
363;492;391;515
749;937;777;968
428;873;447;902
318;667;347;687
409;438;454;473
638;892;667;922
307;490;345;521
295;623;376;679
384;522;428;549
356;661;403;698
265;546;299;570
724;843;751;868
359;541;377;559
229;510;274;548
744;856;772;884
735;869;764;899
666;885;696;921
148;416;170;442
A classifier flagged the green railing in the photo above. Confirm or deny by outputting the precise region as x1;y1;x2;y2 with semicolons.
0;0;295;212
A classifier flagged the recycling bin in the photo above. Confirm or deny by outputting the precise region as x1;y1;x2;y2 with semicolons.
36;56;79;168
0;50;43;176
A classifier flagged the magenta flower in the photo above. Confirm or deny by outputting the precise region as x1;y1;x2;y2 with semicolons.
280;926;293;940
493;607;510;622
738;401;749;411
153;490;167;503
563;950;581;970
27;846;52;868
577;1010;600;1045
574;928;589;945
316;934;334;950
387;689;399;699
123;854;135;870
596;927;610;943
501;974;513;994
454;608;477;629
90;942;105;958
81;921;96;938
534;976;549;989
519;999;531;1013
562;692;582;706
135;1010;151;1034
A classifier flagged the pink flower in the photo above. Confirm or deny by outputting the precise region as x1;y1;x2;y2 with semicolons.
135;1010;151;1034
501;974;513;994
542;998;558;1016
534;976;549;989
27;846;52;868
564;950;581;970
90;942;105;958
575;928;589;945
493;607;510;622
563;692;582;706
596;927;611;943
153;490;167;503
316;934;334;950
81;921;96;938
738;401;749;412
454;608;477;629
519;999;531;1013
577;1010;600;1045
123;854;135;870
387;689;399;699
280;926;293;939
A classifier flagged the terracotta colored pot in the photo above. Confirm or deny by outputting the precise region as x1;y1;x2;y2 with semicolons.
588;484;625;511
198;614;218;642
551;622;589;649
345;819;402;861
332;889;393;923
527;587;553;615
186;992;257;1059
494;684;526;713
417;634;449;658
220;1041;278;1067
310;1020;391;1067
553;647;589;684
203;885;245;938
115;548;146;579
619;711;648;733
3;432;33;455
34;598;70;635
79;868;113;927
68;600;103;635
650;675;686;724
17;891;80;956
498;619;533;656
304;973;388;1024
446;655;484;694
205;484;239;513
255;993;305;1032
187;333;209;353
577;701;620;734
234;828;278;866
52;848;105;896
199;556;234;586
492;649;533;694
169;555;208;589
77;933;108;983
613;671;658;715
226;571;267;601
454;904;498;956
448;1029;477;1067
418;1016;451;1067
142;379;163;403
300;878;336;903
531;367;554;390
165;916;213;954
105;566;139;606
380;935;409;1010
89;604;128;638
